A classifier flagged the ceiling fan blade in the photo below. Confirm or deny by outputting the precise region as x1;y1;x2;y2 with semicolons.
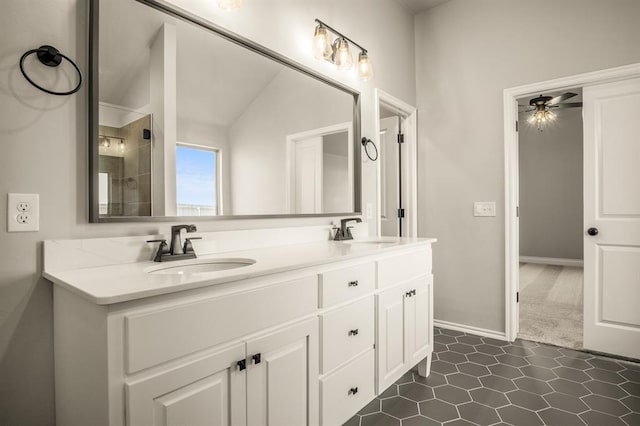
547;92;578;105
549;102;583;109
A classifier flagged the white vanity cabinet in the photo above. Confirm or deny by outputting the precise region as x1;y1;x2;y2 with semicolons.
49;239;435;426
126;318;318;426
375;247;433;393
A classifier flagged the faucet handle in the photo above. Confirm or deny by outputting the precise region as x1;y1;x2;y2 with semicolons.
183;237;202;254
146;239;169;262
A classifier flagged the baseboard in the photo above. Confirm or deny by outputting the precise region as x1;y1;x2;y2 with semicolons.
434;319;508;341
519;256;584;267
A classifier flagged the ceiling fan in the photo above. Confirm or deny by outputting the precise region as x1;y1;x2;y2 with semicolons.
519;92;582;130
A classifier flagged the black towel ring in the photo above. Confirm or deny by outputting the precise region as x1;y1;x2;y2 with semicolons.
361;137;379;161
19;45;82;96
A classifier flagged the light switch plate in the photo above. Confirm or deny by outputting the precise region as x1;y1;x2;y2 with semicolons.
474;201;496;217
7;193;39;232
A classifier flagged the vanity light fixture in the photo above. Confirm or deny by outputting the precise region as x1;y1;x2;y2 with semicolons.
217;0;242;11
313;19;373;81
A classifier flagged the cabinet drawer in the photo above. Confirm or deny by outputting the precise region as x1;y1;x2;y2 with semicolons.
125;276;317;373
319;262;375;307
321;297;374;374
377;247;432;289
321;349;375;426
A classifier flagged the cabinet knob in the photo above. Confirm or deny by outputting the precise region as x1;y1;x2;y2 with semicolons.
411;289;417;296
237;359;246;371
348;329;359;336
252;353;262;364
348;280;359;287
405;291;412;298
348;387;359;395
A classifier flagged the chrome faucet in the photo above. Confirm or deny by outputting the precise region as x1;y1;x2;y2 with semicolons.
147;224;201;262
333;218;362;241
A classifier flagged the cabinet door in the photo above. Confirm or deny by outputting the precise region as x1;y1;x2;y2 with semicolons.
246;317;319;426
405;275;433;367
376;282;411;393
126;342;246;426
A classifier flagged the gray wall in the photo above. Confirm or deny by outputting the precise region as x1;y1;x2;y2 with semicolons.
519;107;583;260
0;0;416;424
415;0;640;332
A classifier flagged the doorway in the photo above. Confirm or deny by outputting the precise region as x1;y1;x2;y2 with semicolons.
375;89;418;238
504;63;640;360
516;89;584;349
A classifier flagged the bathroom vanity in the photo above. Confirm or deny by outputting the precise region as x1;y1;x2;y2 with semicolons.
44;229;435;426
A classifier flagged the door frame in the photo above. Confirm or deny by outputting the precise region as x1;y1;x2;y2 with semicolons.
374;89;418;237
285;122;354;213
503;63;640;342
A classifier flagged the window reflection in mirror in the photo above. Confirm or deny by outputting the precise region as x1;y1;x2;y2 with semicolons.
176;144;220;216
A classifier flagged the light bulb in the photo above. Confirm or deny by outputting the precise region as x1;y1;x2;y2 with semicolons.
100;137;110;148
333;38;353;71
357;51;373;81
217;0;242;11
312;25;332;60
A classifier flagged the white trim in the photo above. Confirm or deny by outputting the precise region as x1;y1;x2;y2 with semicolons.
519;256;584;267
434;320;508;341
504;62;640;342
374;89;418;238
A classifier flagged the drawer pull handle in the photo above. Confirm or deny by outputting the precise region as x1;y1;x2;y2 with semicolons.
237;359;246;371
252;353;262;365
348;280;359;287
348;329;359;336
348;387;359;395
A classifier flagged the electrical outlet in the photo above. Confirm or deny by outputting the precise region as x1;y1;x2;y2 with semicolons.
474;201;496;217
7;193;39;232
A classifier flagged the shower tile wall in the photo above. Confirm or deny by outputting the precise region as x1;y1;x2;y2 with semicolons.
99;115;152;217
121;115;151;216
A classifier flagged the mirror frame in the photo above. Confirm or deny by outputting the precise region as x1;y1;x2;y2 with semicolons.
88;0;362;223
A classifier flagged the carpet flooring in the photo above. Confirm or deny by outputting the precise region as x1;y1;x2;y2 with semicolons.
518;263;584;349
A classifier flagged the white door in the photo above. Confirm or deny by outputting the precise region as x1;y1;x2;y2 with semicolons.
126;342;246;426
293;137;323;214
583;78;640;359
380;117;400;237
246;318;319;426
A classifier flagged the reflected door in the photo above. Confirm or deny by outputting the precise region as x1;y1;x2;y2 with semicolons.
293;137;323;214
583;78;640;359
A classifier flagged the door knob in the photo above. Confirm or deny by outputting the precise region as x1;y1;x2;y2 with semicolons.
587;227;599;236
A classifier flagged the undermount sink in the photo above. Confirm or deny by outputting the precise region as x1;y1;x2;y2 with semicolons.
145;258;255;275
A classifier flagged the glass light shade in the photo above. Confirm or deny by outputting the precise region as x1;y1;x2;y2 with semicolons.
100;137;110;148
357;51;373;81
529;108;556;129
217;0;242;11
312;25;332;60
118;140;125;152
333;38;353;71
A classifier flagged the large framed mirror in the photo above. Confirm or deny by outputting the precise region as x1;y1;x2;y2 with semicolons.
89;0;361;222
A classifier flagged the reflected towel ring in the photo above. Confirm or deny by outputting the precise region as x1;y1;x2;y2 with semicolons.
361;137;378;161
19;45;83;96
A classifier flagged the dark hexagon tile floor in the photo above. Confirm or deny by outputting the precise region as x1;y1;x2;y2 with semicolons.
345;327;640;425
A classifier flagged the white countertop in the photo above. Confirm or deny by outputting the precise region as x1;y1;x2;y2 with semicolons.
44;237;436;305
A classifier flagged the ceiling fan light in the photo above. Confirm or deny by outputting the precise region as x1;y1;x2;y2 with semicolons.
312;25;332;60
